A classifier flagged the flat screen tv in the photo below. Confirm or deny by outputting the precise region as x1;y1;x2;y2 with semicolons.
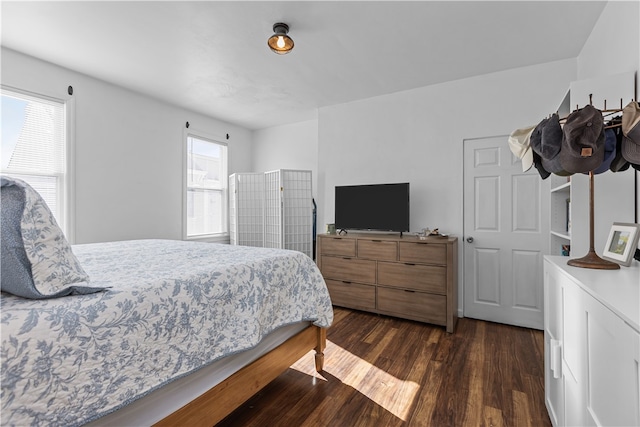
335;183;410;233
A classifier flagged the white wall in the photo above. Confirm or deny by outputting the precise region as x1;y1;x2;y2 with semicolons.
577;1;639;86
309;2;640;313
316;59;576;235
1;48;253;244
570;1;639;256
314;59;577;315
251;119;318;198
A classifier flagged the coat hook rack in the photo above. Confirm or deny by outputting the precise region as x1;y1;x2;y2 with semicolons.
516;95;635;268
562;97;626;126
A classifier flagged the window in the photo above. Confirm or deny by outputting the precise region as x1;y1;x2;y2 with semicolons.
1;87;69;233
185;133;228;238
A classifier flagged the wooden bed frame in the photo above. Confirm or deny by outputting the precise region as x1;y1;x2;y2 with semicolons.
153;325;327;427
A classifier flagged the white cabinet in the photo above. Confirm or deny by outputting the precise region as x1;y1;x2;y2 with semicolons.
544;257;640;427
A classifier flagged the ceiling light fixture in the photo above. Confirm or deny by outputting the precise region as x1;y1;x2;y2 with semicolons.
268;23;294;55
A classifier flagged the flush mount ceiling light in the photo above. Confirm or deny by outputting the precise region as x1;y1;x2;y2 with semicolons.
268;22;294;55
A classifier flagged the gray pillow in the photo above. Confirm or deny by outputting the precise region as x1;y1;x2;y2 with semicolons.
0;176;105;298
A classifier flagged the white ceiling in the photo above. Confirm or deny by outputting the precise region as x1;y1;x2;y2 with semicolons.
1;1;606;130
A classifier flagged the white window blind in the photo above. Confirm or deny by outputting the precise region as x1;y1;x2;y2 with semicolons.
1;88;66;228
186;134;228;237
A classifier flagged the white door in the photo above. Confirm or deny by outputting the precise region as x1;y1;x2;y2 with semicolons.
463;135;548;330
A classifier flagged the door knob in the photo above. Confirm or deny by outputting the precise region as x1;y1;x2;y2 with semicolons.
466;236;474;243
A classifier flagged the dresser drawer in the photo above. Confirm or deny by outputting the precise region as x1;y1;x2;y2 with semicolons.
325;279;376;311
357;239;398;261
378;262;446;294
377;287;447;325
320;256;376;284
320;237;356;257
399;242;446;265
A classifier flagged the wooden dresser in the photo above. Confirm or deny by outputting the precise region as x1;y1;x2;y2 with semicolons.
317;233;458;333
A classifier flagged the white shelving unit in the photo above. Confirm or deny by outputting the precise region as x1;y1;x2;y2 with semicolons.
230;169;313;258
229;173;264;247
549;175;571;256
547;89;572;257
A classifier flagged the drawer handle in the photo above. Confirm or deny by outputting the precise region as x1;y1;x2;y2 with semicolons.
342;281;352;284
405;263;416;266
343;257;352;260
404;289;416;293
372;239;382;242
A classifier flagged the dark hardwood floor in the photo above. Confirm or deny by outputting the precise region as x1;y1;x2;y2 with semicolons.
217;307;551;427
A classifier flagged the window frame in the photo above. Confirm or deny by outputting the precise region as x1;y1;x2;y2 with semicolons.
182;128;229;243
1;84;76;242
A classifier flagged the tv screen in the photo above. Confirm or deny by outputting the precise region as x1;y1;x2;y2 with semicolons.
335;183;410;232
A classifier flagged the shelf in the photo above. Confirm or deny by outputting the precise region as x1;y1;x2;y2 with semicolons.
549;172;571;256
550;182;571;193
550;231;571;240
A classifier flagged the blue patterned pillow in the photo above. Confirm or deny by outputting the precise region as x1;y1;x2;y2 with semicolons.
0;176;105;298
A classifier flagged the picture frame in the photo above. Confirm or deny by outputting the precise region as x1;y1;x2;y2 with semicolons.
602;222;640;267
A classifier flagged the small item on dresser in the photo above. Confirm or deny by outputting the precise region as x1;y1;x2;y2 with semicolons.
418;228;449;239
417;228;430;240
428;228;449;238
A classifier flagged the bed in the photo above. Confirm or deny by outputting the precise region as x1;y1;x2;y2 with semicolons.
1;176;333;426
1;239;333;426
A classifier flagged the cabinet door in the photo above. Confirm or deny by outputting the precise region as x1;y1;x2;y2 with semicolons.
543;261;565;427
561;278;586;427
583;293;639;427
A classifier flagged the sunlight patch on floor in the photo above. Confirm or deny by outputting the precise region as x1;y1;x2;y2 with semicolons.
291;340;420;421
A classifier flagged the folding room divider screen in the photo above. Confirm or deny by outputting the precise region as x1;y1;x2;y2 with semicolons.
230;169;313;258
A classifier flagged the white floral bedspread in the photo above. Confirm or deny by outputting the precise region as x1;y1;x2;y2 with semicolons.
1;240;333;426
